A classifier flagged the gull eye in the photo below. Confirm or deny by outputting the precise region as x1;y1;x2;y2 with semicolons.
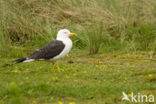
64;32;68;34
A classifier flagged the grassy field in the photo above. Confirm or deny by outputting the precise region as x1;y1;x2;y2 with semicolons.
0;0;156;104
0;51;156;104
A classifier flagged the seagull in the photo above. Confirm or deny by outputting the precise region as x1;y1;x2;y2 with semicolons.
15;29;77;71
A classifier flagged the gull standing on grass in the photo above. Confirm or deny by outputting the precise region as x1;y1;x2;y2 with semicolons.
15;29;77;71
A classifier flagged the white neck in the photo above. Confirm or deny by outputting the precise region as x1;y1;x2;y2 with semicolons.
57;37;69;41
52;37;72;60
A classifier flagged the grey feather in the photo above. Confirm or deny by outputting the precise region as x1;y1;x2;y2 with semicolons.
28;40;65;60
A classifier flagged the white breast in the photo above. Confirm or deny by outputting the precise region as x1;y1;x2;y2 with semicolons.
52;38;72;60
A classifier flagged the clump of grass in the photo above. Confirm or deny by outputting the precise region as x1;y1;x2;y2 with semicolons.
85;23;109;54
0;0;94;41
0;29;11;58
120;23;156;51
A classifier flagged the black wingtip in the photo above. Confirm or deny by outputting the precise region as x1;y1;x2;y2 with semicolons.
15;58;26;63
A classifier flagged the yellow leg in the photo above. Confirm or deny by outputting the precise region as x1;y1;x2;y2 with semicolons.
56;61;60;72
52;63;55;71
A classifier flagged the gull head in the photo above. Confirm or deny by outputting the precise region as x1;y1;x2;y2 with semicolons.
57;29;77;39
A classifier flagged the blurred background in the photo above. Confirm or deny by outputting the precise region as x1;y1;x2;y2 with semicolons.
0;0;156;56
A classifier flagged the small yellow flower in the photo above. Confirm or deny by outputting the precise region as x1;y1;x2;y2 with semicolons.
61;69;65;71
128;93;131;97
119;76;122;79
100;65;106;69
83;71;87;74
52;76;58;81
26;68;29;71
32;100;37;104
55;76;58;79
74;80;78;82
66;75;70;79
26;77;29;79
73;73;77;76
69;101;75;104
13;69;20;73
99;61;103;64
124;77;127;80
148;74;152;77
58;101;63;104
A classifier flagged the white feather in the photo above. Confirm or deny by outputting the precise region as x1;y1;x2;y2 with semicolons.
51;38;72;60
23;59;35;63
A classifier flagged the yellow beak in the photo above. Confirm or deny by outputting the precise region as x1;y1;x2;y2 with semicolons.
69;33;77;37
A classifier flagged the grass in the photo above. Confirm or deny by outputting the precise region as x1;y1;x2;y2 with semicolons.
0;51;156;104
0;0;156;54
0;0;156;103
85;23;109;54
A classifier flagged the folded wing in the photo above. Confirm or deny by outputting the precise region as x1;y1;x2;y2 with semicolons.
28;40;65;60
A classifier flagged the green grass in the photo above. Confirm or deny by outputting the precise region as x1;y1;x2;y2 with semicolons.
0;0;156;103
85;23;109;54
0;51;156;104
0;0;156;54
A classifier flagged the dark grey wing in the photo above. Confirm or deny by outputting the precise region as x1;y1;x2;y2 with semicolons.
28;40;65;60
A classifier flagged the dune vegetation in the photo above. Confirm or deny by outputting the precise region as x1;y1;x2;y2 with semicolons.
0;0;156;104
1;0;156;54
